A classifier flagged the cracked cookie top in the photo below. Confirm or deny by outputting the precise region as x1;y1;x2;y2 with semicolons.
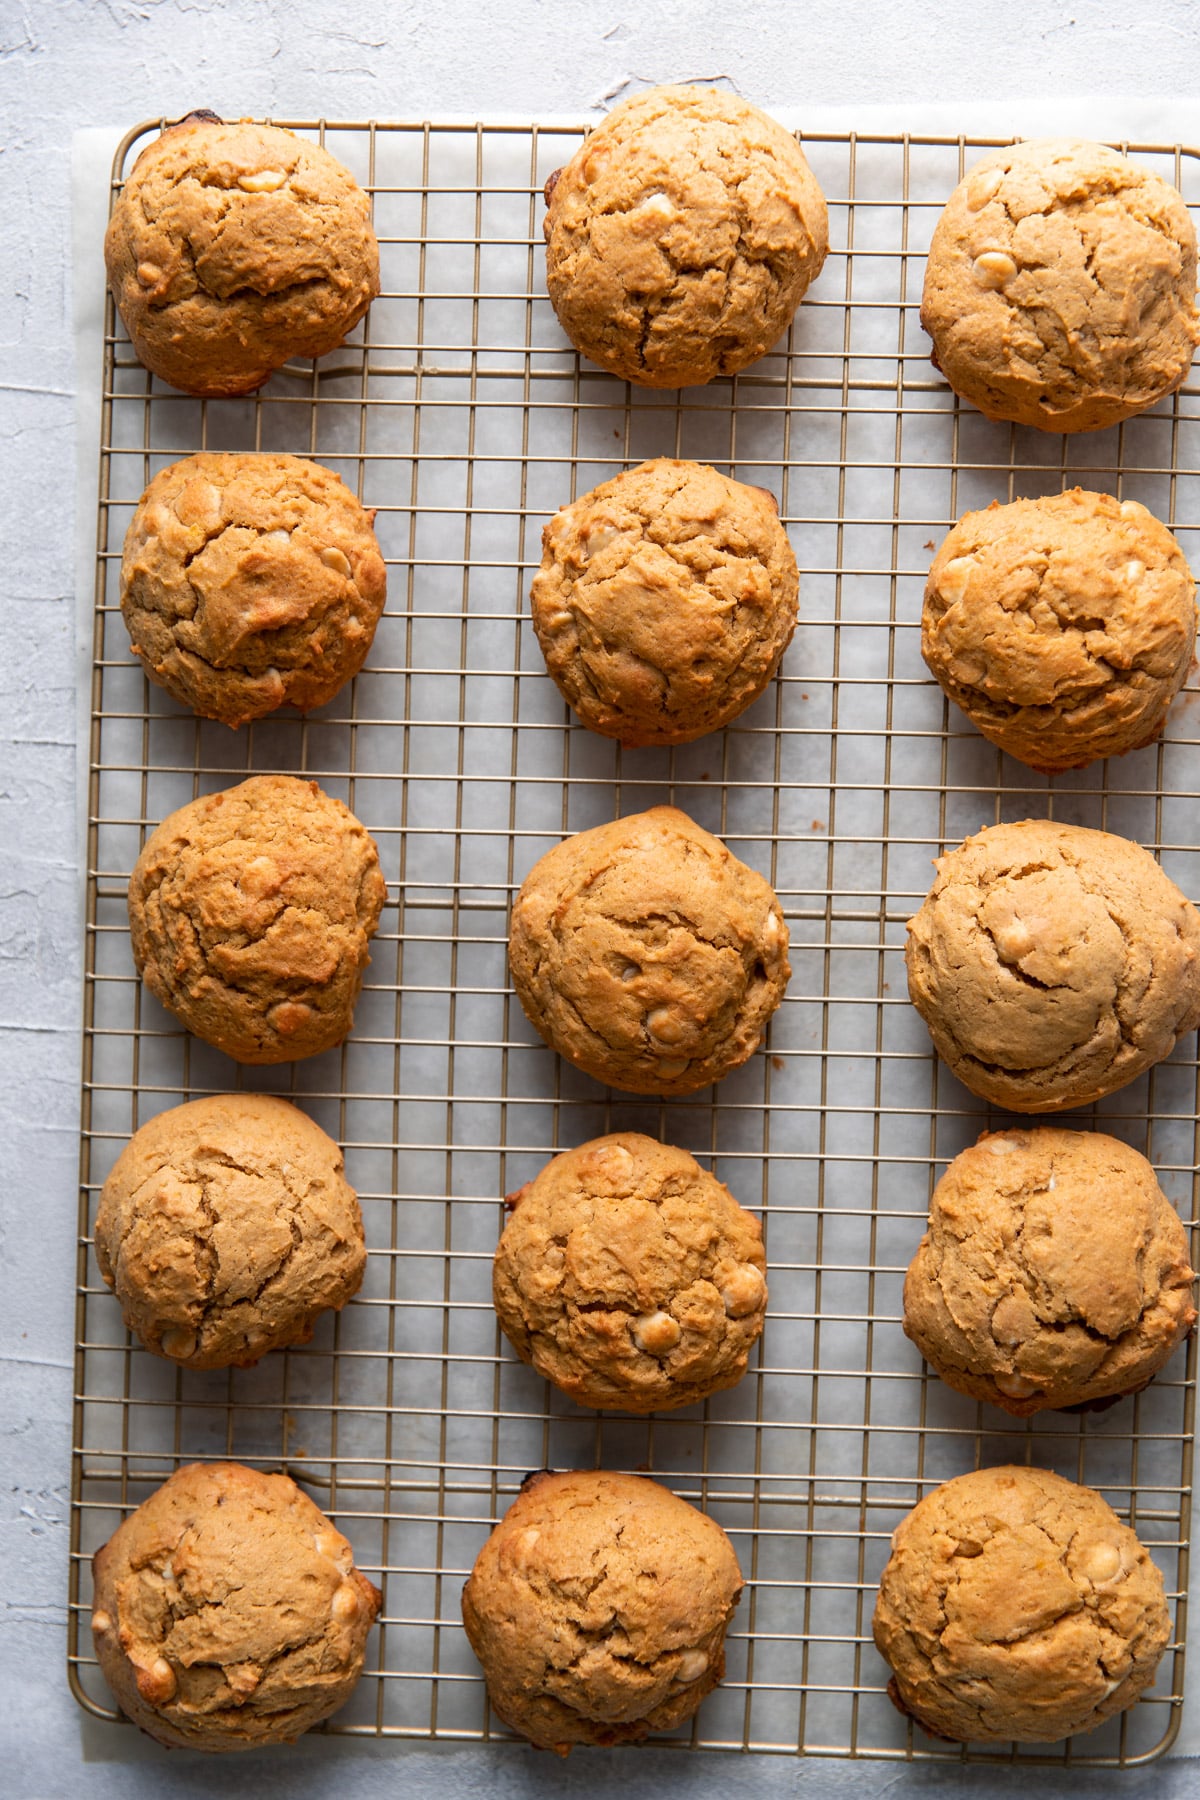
923;489;1197;772
873;1464;1171;1743
91;1460;381;1750
543;85;828;389
508;806;790;1096
121;452;387;727
531;458;798;745
105;114;380;397
128;774;386;1065
904;1127;1195;1416
905;819;1200;1112
494;1133;767;1412
461;1468;743;1754
921;138;1200;433
95;1094;367;1370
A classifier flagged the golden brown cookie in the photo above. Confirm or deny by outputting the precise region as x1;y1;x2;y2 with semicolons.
121;453;387;728
105;112;380;397
544;85;828;388
903;1128;1195;1415
509;806;790;1096
873;1465;1171;1742
921;138;1199;433
128;775;386;1065
923;490;1196;772
91;1461;380;1750
494;1133;767;1411
461;1468;743;1753
906;819;1200;1112
95;1094;367;1369
530;459;798;745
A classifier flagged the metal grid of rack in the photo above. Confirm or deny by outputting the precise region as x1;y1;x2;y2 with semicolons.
69;116;1200;1765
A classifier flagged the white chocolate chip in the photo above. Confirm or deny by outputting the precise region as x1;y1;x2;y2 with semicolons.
721;1264;766;1319
136;262;163;287
937;554;978;605
160;1327;197;1361
1102;1677;1124;1699
763;910;783;947
332;1580;361;1621
91;1610;113;1635
1081;1539;1123;1583
544;1244;565;1270
1120;500;1146;520
260;528;290;547
632;1310;682;1356
238;168;287;193
646;1007;685;1045
967;166;1005;211
675;1648;709;1683
986;1134;1019;1155
135;1656;178;1703
634;189;676;220
314;1529;353;1573
321;546;353;577
994;1371;1039;1399
543;609;574;632
509;1526;542;1569
657;1058;690;1079
1123;559;1146;585
620;962;640;982
972;250;1017;289
581;520;621;561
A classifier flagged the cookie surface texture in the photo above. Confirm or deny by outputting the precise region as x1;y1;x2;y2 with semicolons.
544;84;828;388
90;1460;380;1750
531;458;798;745
495;1133;767;1411
105;114;380;396
95;1094;367;1369
904;1127;1195;1415
921;137;1199;433
461;1468;743;1753
905;819;1200;1111
121;452;387;727
128;774;386;1064
873;1465;1171;1742
508;805;790;1095
923;490;1196;771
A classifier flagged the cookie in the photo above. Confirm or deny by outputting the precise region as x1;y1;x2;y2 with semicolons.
128;774;386;1065
543;84;828;389
509;805;790;1095
121;453;387;728
494;1133;767;1412
105;112;380;397
873;1465;1171;1742
91;1461;380;1750
461;1468;743;1753
95;1094;367;1369
921;138;1199;433
903;1127;1195;1415
905;819;1200;1112
923;490;1197;772
530;458;798;745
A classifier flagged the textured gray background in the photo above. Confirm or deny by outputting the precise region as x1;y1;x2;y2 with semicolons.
7;0;1200;1794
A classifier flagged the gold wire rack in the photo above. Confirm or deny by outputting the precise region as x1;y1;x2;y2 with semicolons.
69;116;1200;1766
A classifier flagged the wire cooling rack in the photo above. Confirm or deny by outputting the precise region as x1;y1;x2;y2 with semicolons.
69;116;1200;1767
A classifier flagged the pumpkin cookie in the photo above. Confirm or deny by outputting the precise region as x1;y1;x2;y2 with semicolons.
495;1133;767;1411
923;490;1196;771
509;806;790;1095
121;453;387;727
905;819;1200;1112
128;775;386;1065
921;137;1199;433
95;1094;367;1369
873;1465;1171;1742
531;458;798;745
544;85;828;388
461;1468;743;1753
105;112;380;396
91;1461;380;1750
904;1127;1195;1415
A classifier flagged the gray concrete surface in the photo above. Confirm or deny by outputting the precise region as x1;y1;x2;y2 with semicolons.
6;1;1200;1793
